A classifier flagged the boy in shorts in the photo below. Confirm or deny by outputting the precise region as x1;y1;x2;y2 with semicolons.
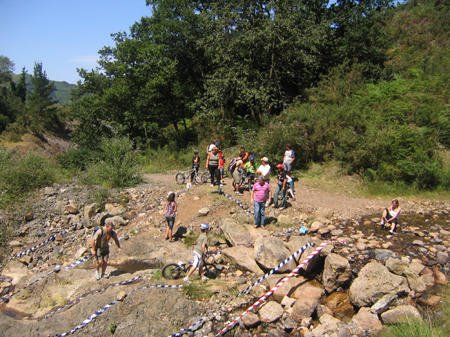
184;223;210;283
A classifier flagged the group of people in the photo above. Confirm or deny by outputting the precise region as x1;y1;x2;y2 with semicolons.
90;192;401;282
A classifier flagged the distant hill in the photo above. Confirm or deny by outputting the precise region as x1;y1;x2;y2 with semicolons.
11;73;77;105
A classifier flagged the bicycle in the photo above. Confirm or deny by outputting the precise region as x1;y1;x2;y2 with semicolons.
161;256;219;280
201;168;211;184
175;167;203;185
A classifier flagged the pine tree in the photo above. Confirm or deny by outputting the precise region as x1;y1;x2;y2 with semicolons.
15;67;27;103
27;62;58;132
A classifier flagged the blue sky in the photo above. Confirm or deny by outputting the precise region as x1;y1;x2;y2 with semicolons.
0;0;152;84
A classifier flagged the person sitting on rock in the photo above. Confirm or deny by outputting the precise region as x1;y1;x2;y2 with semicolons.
184;223;210;283
380;199;401;234
91;221;123;280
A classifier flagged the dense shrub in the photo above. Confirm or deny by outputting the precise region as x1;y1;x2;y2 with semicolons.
0;148;56;206
79;136;143;188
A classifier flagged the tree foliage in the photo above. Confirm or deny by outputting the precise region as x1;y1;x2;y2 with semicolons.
71;0;393;146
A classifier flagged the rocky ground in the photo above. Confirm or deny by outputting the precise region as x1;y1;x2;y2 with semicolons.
0;173;449;337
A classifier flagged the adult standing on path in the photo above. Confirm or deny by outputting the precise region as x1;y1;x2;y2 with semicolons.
273;164;288;210
233;153;245;195
91;222;123;280
206;146;220;187
255;157;271;183
283;144;295;176
251;176;272;229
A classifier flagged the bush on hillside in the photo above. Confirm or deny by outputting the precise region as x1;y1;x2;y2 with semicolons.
0;148;56;207
78;136;143;188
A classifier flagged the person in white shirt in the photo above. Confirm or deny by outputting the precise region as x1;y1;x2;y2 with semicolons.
380;199;401;234
255;157;271;183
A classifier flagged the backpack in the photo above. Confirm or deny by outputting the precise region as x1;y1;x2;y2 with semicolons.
92;226;103;247
228;157;238;172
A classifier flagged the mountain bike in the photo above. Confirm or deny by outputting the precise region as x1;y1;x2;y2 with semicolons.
175;167;203;185
161;257;219;280
201;168;211;184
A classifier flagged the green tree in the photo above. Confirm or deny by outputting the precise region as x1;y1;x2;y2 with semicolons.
27;62;58;132
197;0;329;124
0;55;15;85
14;67;27;103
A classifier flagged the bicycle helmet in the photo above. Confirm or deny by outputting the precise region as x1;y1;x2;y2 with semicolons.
200;223;210;230
215;141;220;147
249;155;255;161
276;164;284;169
194;149;199;154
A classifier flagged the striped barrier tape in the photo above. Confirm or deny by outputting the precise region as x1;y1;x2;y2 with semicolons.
0;233;60;270
44;275;144;318
0;253;94;304
46;284;183;337
168;242;314;337
215;240;337;336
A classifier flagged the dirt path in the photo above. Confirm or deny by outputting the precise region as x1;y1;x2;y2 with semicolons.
143;173;392;221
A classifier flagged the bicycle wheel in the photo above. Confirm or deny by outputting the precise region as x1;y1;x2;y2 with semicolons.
203;263;218;279
175;173;186;185
201;172;210;184
248;178;253;192
162;263;182;280
194;173;203;185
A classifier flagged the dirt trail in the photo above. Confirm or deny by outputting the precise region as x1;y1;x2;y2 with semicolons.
143;173;392;221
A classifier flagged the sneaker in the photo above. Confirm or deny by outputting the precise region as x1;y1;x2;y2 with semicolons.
236;192;243;196
102;273;109;278
183;276;191;283
279;207;286;210
201;276;209;281
389;230;394;234
380;222;385;225
95;270;100;280
220;184;223;187
210;184;214;187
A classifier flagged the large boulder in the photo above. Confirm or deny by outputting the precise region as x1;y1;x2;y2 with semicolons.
349;262;410;307
290;298;318;323
222;247;264;275
258;301;284;323
264;274;307;302
381;305;422;324
254;237;297;273
286;236;332;273
322;253;352;293
220;219;253;246
351;307;383;334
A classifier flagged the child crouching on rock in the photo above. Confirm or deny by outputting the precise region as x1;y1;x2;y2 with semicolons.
183;223;210;283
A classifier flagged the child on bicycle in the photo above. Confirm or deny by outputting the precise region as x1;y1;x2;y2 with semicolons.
191;149;200;182
184;223;210;283
165;192;177;242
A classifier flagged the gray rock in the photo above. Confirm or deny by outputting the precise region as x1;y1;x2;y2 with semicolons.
349;262;410;307
254;237;297;273
105;215;127;227
220;219;253;246
381;305;422;324
374;249;396;263
370;293;398;314
198;207;210;216
437;252;450;264
352;307;383;334
241;311;260;328
322;253;352;293
259;301;284;323
291;298;318;323
222;247;264;275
